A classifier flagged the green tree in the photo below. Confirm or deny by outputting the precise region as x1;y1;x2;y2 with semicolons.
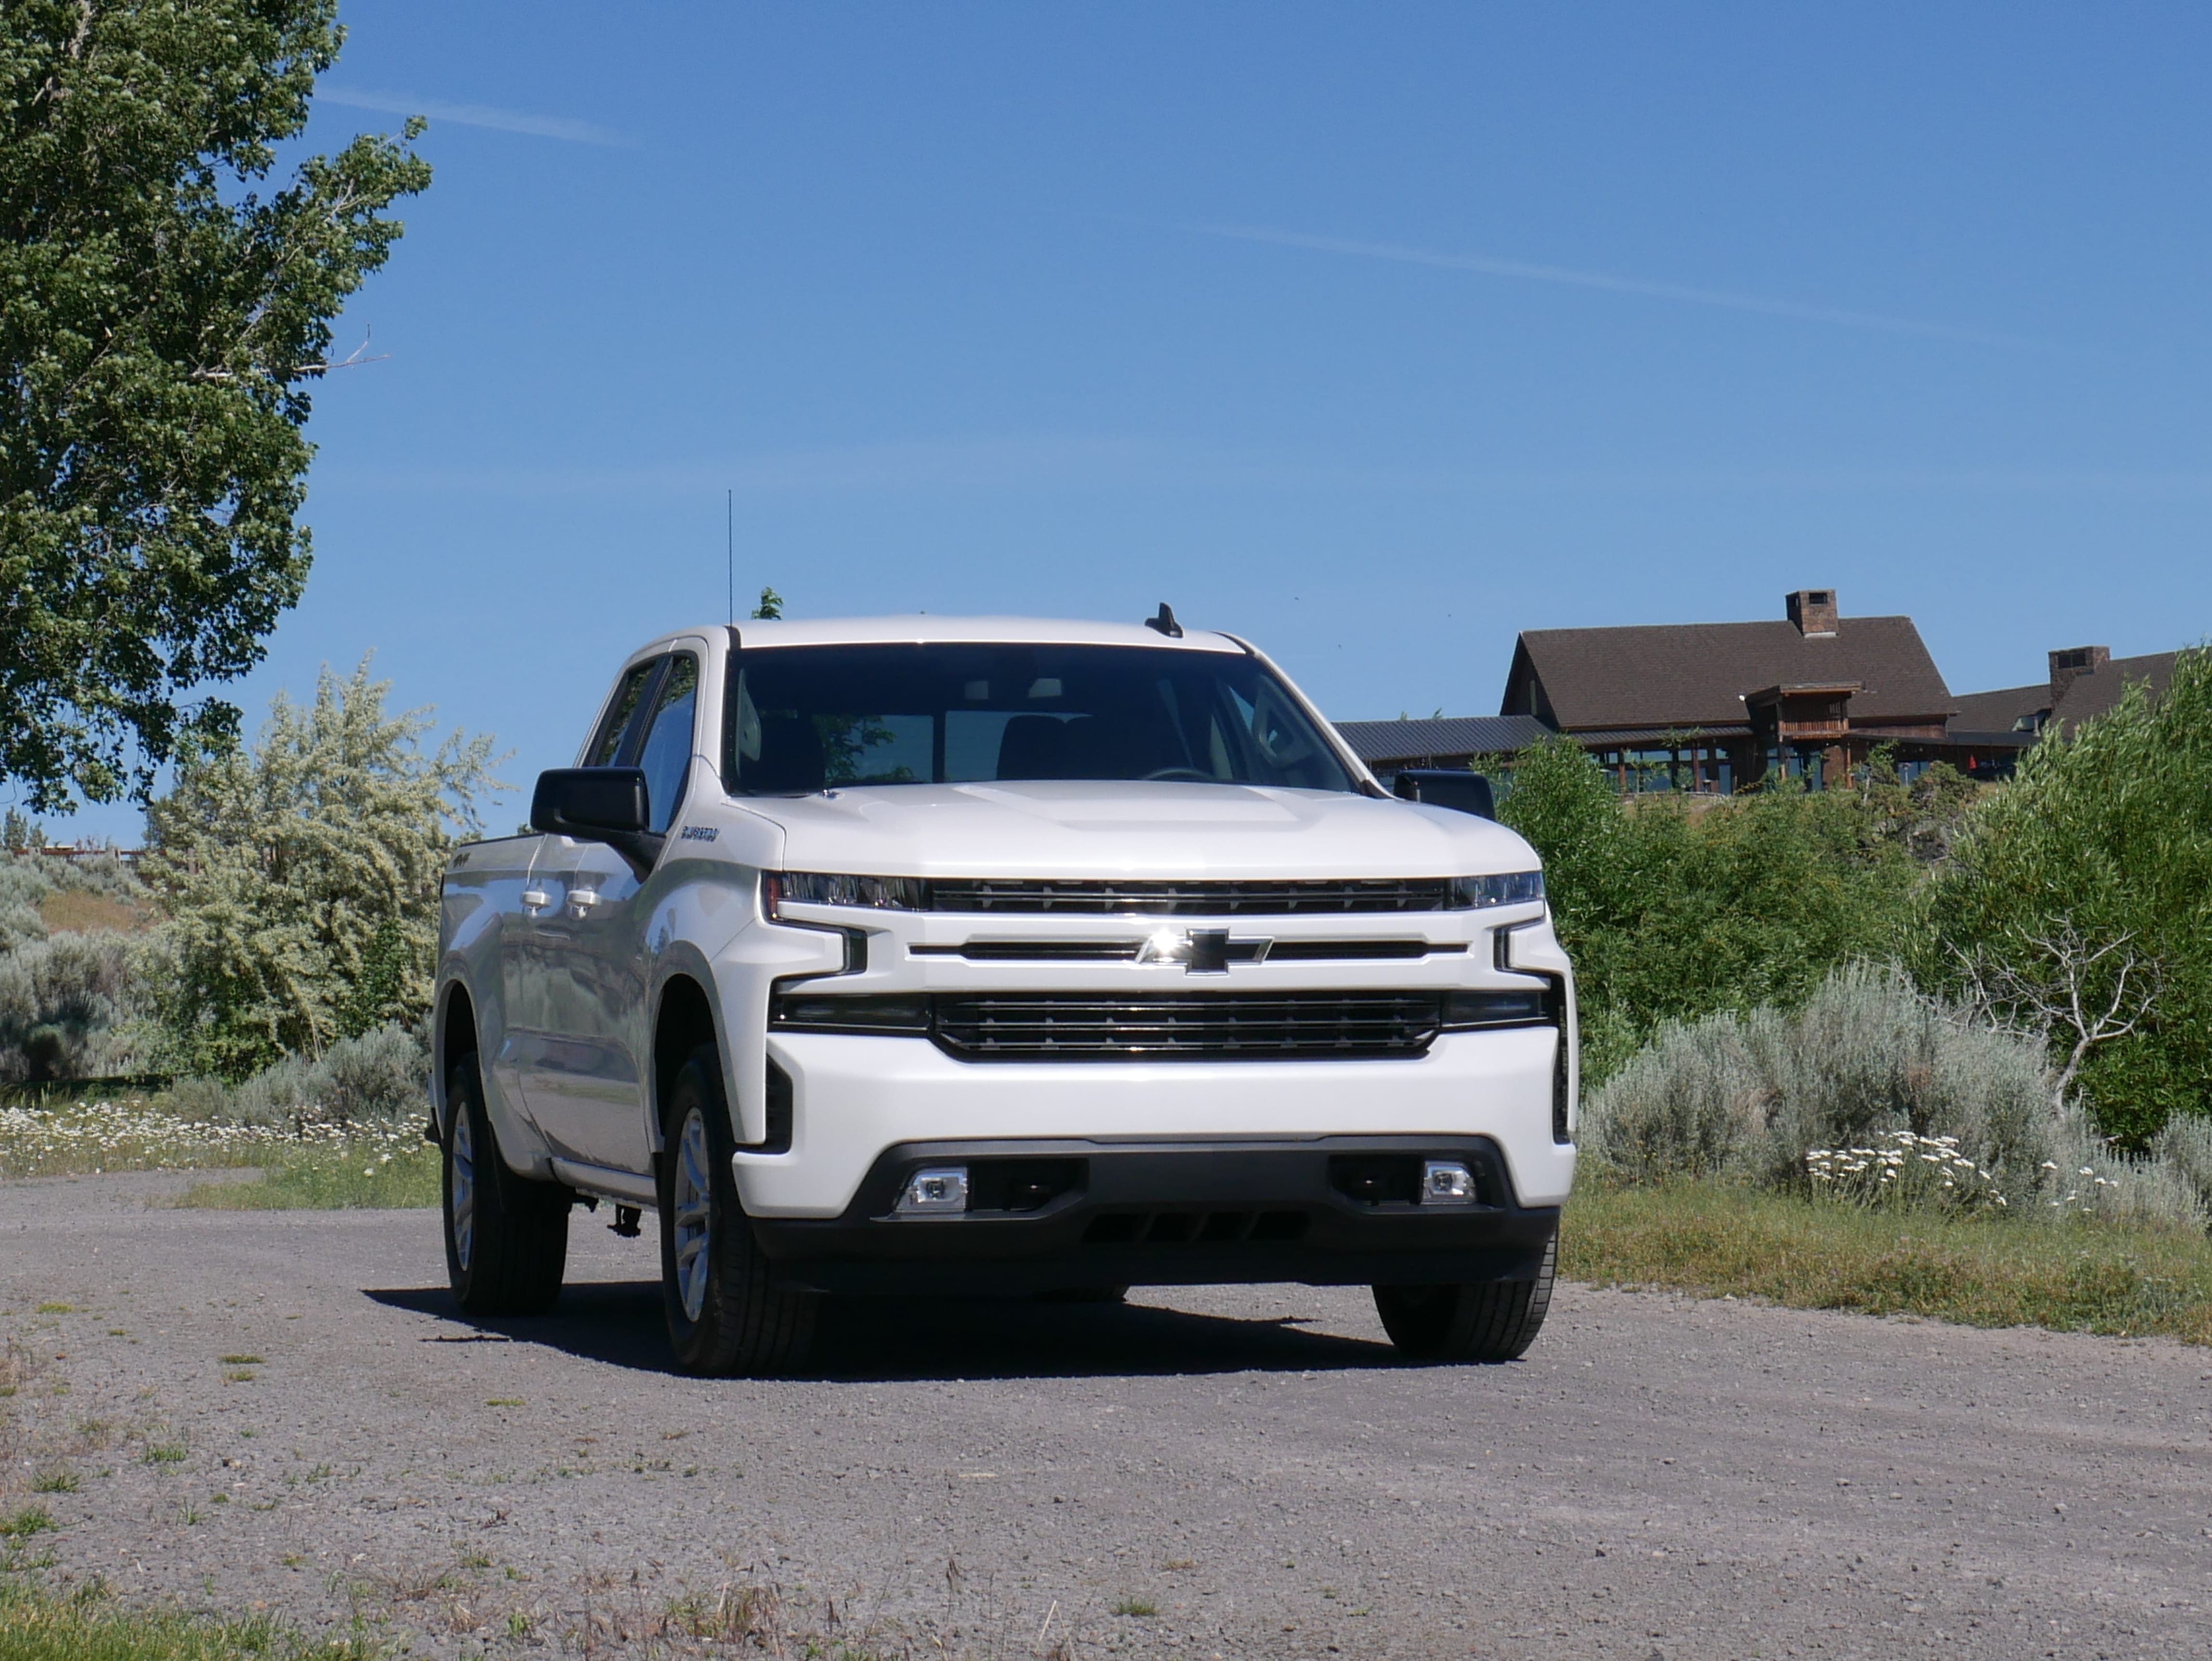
141;659;500;1077
1500;738;1930;1079
1916;647;2212;1142
0;2;431;811
750;586;784;620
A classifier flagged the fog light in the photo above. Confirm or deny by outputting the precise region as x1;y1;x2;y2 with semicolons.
897;1165;970;1215
1421;1160;1476;1206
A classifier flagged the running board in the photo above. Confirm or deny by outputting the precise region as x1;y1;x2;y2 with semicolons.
549;1158;657;1208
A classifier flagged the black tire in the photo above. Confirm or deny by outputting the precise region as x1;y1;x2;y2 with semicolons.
658;1046;817;1376
443;1056;569;1316
1373;1231;1555;1362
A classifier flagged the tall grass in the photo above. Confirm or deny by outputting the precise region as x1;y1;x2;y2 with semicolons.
0;1579;380;1661
1565;1181;2212;1345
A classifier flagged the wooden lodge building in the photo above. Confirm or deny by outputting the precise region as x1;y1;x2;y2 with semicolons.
1334;589;2159;794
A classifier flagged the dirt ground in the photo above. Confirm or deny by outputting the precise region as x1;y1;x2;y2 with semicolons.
3;1170;2209;1658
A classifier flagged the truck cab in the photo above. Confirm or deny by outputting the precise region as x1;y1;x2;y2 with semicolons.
433;614;1576;1374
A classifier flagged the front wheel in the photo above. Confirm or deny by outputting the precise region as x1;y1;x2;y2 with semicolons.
1373;1231;1555;1362
443;1057;569;1316
658;1047;817;1376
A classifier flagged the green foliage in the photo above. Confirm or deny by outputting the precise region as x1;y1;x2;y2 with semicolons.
750;585;785;620
0;1;431;810
3;808;45;853
1915;647;2212;1141
1501;738;1936;1076
141;659;500;1077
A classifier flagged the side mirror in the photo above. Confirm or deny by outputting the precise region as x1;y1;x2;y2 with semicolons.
531;768;658;873
1392;768;1496;821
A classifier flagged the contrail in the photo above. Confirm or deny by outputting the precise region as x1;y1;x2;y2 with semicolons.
1198;223;2043;349
319;86;630;147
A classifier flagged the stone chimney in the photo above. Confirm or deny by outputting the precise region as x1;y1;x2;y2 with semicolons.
1786;589;1839;637
2048;645;2109;706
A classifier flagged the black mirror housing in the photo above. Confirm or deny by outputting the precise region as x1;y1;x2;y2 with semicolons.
1391;768;1497;821
532;767;651;842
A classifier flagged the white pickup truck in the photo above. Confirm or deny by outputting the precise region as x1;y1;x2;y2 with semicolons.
432;612;1577;1374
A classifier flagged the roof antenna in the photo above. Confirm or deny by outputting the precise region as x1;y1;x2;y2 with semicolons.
1145;602;1183;638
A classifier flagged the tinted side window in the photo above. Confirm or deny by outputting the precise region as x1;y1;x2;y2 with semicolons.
586;660;659;767
636;654;699;834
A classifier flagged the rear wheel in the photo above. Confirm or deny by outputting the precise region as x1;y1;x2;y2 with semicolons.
1373;1231;1555;1362
658;1047;817;1376
443;1057;569;1316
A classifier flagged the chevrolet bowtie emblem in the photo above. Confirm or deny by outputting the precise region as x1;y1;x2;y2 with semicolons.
1137;927;1273;974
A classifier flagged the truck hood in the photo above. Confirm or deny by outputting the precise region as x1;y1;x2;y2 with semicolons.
732;781;1539;880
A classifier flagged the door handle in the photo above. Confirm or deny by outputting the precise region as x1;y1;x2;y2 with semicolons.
567;889;601;913
520;888;551;911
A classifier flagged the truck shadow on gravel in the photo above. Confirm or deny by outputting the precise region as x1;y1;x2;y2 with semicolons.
368;1279;1400;1380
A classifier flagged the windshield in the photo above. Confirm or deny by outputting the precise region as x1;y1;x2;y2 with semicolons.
722;643;1356;795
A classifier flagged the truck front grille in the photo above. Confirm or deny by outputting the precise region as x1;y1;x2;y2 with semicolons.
926;878;1455;916
931;991;1444;1061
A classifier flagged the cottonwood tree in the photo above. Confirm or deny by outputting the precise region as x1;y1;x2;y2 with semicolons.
1917;647;2212;1142
0;1;431;811
142;659;501;1077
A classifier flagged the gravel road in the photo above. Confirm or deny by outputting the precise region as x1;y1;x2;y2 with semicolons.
3;1172;2209;1659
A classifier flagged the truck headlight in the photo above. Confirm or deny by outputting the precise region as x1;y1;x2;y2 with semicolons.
1445;871;1544;910
765;871;928;917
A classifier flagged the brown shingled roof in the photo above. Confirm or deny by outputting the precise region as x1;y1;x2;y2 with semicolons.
1950;681;2048;735
1501;616;1954;731
2049;651;2179;736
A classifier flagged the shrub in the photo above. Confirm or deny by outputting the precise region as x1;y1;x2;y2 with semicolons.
0;857;53;952
0;930;153;1083
174;1022;428;1131
1581;962;2205;1229
141;659;501;1077
1578;1015;1768;1183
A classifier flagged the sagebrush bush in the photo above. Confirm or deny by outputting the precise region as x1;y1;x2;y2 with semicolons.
0;931;154;1083
172;1022;429;1130
1745;963;2053;1189
1581;962;2207;1229
2148;1115;2212;1218
0;859;53;952
1579;1017;1767;1182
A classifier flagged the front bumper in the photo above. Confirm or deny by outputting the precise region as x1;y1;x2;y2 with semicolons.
749;1134;1559;1294
732;1025;1576;1219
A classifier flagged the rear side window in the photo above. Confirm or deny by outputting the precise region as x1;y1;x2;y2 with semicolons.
585;660;659;767
635;655;699;834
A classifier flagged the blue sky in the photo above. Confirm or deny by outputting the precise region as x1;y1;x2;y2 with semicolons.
50;1;2212;839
